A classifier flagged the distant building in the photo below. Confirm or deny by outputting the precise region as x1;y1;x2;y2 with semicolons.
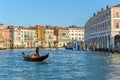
35;25;45;47
9;26;38;48
58;28;69;47
0;24;84;49
36;26;55;48
21;27;38;48
68;25;84;42
53;26;61;47
4;27;10;48
0;24;6;48
85;4;120;49
44;26;55;47
9;26;22;48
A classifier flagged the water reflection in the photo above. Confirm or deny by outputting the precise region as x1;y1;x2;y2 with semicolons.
36;62;48;65
105;53;120;80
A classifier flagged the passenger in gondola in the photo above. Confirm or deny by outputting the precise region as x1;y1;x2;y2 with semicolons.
31;54;38;58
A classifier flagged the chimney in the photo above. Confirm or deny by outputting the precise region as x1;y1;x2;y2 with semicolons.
93;13;96;16
101;8;104;12
106;5;110;9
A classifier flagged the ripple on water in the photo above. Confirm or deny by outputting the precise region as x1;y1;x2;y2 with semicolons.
0;50;120;80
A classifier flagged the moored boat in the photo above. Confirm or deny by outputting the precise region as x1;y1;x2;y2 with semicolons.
0;48;6;50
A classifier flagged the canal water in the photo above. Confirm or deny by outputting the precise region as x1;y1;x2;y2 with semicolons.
0;49;120;80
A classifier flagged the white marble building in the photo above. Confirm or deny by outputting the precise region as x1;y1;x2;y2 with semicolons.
85;4;120;49
68;26;84;42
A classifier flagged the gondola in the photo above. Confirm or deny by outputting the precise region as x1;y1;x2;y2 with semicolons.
22;52;49;62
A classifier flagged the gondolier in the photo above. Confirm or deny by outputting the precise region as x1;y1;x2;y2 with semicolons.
36;47;40;56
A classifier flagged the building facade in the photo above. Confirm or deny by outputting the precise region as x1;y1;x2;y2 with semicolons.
36;26;45;47
9;26;22;48
53;26;61;47
4;27;10;48
21;27;38;48
68;26;84;42
58;28;69;47
44;27;55;47
9;26;38;48
85;4;120;49
0;24;83;48
0;24;6;48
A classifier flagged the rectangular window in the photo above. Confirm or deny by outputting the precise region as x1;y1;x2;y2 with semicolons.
116;23;119;28
116;12;119;17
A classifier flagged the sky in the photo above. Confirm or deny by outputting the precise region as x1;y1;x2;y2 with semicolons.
0;0;119;27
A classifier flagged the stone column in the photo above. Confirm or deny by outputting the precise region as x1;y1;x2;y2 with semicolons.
101;36;103;49
112;37;115;48
99;37;101;48
107;36;108;48
103;36;105;49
